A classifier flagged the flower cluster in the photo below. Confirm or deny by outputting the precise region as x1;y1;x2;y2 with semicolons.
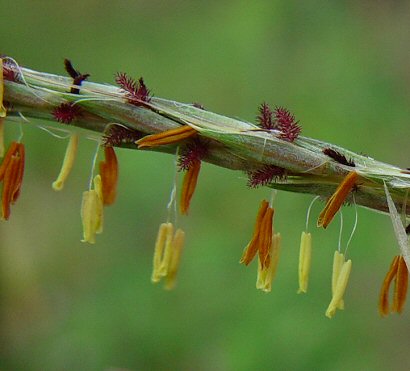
80;145;119;244
2;57;410;315
240;200;281;292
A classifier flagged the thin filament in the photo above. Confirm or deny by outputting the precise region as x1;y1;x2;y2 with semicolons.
305;195;320;231
167;146;180;224
338;211;343;253
269;189;277;208
345;194;358;257
88;141;101;190
37;125;71;139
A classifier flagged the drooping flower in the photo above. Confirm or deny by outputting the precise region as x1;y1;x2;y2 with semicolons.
240;200;271;266
180;159;201;215
317;171;358;229
80;175;104;244
330;251;346;310
99;145;118;205
240;199;282;292
178;138;208;215
298;231;312;294
152;223;174;283
52;133;79;191
0;142;25;220
164;229;185;290
379;255;408;316
151;222;185;290
256;232;281;292
326;251;352;318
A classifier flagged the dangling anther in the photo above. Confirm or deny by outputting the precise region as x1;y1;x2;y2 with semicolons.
317;171;358;229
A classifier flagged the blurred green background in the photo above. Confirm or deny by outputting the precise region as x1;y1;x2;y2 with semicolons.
2;1;410;370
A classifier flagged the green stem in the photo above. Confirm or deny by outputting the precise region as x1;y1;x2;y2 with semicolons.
3;64;410;216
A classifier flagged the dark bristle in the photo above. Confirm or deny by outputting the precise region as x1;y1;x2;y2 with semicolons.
63;59;90;94
178;138;209;171
73;73;90;87
102;125;143;146
193;102;205;110
115;72;151;106
64;59;79;78
323;148;355;167
247;165;286;188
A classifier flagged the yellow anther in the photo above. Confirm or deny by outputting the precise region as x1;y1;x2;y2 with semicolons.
158;222;175;277
298;231;312;294
80;175;104;244
164;228;186;290
326;257;352;318
151;222;186;289
151;223;170;283
256;232;281;292
52;133;79;191
331;251;345;310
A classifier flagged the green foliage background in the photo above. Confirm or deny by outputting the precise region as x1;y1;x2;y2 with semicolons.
1;1;410;370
